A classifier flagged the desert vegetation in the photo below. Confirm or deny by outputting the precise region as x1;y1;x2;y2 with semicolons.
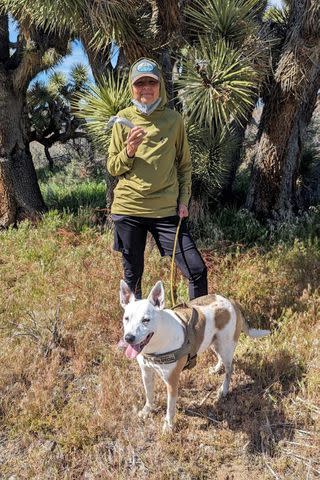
0;0;319;478
0;156;319;478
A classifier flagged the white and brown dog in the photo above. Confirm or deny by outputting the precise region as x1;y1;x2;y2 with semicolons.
119;280;270;432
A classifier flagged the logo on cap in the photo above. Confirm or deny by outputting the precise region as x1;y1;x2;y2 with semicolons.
137;61;154;73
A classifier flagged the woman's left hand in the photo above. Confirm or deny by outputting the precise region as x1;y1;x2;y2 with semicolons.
178;203;189;219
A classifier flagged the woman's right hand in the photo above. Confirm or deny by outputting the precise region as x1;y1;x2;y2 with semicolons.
126;127;146;158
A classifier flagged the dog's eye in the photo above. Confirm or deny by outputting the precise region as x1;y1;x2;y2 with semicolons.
142;318;150;324
124;316;129;322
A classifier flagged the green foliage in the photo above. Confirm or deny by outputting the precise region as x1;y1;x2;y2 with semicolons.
28;65;89;144
88;1;152;60
178;39;258;130
263;5;289;24
70;63;89;89
42;181;106;212
188;124;238;221
74;72;131;151
191;205;320;249
191;207;268;247
2;0;145;62
175;0;270;212
186;0;264;46
178;0;269;132
38;160;106;214
189;124;234;191
1;0;85;30
48;72;68;95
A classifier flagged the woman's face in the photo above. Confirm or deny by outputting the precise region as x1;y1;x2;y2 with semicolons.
132;76;160;104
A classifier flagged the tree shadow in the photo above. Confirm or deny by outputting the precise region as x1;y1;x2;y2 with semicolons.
185;348;306;456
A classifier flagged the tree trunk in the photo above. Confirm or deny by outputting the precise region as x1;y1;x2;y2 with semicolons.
297;100;320;207
246;0;320;220
83;40;113;81
0;76;46;227
158;49;175;108
0;156;16;227
220;120;248;203
44;144;54;171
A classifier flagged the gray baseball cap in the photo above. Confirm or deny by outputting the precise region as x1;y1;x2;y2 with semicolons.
131;59;160;84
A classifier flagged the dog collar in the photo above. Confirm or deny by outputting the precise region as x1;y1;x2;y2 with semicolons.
142;306;199;370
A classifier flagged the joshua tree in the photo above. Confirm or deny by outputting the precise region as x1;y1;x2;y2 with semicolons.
175;0;269;211
4;0;182;79
0;0;189;226
246;0;320;220
0;12;69;227
28;65;89;169
74;0;267;217
0;0;147;226
74;71;131;210
3;0;318;226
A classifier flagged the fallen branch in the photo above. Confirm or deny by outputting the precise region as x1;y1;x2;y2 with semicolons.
262;456;282;480
184;408;221;424
295;396;320;414
281;449;320;475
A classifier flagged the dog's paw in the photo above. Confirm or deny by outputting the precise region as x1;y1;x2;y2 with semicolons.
216;385;228;400
162;420;174;434
138;405;154;419
209;363;223;375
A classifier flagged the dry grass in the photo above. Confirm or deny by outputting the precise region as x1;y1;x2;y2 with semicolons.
0;214;319;479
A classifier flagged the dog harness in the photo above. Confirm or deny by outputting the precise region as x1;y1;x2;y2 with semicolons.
142;305;201;371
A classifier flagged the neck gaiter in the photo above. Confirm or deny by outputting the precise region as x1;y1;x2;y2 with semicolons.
131;98;161;116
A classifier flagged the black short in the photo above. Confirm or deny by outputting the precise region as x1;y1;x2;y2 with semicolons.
111;214;208;299
112;214;197;257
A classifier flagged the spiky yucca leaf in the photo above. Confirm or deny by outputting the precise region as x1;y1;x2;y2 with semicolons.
185;0;265;46
88;1;151;60
48;72;68;96
70;64;89;89
1;0;148;62
27;81;54;132
187;123;237;221
73;72;131;151
27;81;51;106
177;38;258;129
188;123;234;193
263;5;289;24
1;0;83;33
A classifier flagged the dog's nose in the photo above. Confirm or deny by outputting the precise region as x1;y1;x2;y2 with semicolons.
125;334;136;344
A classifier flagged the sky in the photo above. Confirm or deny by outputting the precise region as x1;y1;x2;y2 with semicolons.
9;17;94;85
36;40;94;84
9;0;283;86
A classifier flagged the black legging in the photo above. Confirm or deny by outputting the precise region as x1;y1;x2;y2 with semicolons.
112;214;208;300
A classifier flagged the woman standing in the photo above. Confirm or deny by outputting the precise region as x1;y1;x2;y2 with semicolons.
108;58;207;300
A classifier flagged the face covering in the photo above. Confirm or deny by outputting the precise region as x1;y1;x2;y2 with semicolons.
131;98;161;116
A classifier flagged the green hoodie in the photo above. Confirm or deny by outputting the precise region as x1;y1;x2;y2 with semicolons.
107;59;191;218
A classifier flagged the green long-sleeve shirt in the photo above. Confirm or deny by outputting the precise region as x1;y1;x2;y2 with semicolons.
107;65;191;218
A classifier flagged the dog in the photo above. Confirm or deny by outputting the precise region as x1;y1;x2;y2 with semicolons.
119;279;270;432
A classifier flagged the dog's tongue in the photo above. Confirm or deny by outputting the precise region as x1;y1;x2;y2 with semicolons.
117;338;141;359
125;344;140;359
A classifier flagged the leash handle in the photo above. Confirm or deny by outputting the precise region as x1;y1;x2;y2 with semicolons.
170;217;182;307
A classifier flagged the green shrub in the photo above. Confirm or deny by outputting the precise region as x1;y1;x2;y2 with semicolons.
191;205;320;249
41;181;106;211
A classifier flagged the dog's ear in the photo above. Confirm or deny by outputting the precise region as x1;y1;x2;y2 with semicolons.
148;281;165;309
119;280;135;308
